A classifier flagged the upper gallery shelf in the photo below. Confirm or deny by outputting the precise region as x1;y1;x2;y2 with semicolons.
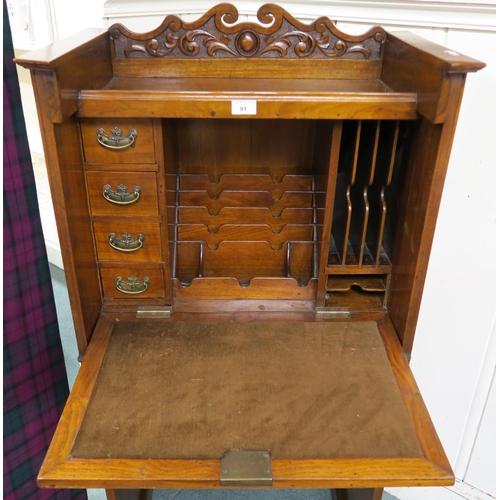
78;77;416;120
15;3;485;123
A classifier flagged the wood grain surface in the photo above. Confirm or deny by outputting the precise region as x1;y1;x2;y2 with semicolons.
81;118;155;164
86;171;159;216
93;220;162;262
18;4;483;492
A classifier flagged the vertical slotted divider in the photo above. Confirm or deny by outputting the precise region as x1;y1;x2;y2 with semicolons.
330;119;402;271
342;121;362;265
316;121;343;306
356;121;380;267
364;120;401;267
344;120;379;267
323;120;401;313
374;121;400;266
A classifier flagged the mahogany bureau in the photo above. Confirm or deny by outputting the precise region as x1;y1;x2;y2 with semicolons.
15;4;485;500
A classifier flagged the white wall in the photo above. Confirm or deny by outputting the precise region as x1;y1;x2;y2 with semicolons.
12;0;108;269
396;26;496;499
12;2;496;499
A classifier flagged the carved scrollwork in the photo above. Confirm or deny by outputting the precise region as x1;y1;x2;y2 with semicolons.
178;30;237;57
259;31;317;58
125;35;179;57
318;38;347;58
345;45;372;58
110;3;386;61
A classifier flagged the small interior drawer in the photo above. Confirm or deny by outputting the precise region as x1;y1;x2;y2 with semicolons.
86;171;159;216
81;118;156;164
93;221;162;262
100;267;165;299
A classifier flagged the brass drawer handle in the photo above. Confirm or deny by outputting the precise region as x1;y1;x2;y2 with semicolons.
108;232;145;252
96;127;137;149
115;275;150;294
103;184;141;204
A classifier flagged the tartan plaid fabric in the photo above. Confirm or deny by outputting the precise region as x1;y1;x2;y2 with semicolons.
3;5;87;500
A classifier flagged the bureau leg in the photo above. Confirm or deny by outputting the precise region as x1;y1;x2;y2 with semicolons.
332;488;384;500
105;489;152;500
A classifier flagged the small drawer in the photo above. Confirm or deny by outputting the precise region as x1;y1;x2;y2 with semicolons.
100;267;165;299
81;118;155;164
86;171;158;216
93;221;162;262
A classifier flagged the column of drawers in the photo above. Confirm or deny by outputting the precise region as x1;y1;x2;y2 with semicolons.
81;118;166;305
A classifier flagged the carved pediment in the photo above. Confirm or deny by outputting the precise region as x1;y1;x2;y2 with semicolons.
110;3;386;60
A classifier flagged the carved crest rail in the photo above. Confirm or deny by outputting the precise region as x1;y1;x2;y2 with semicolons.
110;3;386;60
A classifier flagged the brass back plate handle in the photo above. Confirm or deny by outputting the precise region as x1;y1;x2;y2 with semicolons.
115;275;150;294
103;184;141;204
108;232;145;252
96;127;137;149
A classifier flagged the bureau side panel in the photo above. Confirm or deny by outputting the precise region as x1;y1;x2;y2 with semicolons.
387;74;467;352
32;70;101;353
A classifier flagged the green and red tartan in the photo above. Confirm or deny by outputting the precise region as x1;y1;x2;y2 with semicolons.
3;3;87;499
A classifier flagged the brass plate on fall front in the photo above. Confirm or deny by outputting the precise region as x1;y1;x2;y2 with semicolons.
220;450;272;486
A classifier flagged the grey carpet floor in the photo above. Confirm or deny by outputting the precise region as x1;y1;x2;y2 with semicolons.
49;264;399;500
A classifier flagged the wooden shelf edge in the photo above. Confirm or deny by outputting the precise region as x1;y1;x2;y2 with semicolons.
38;458;220;489
37;314;115;483
172;276;317;301
272;457;454;487
325;266;392;275
77;93;417;120
99;309;385;323
38;456;453;489
377;314;454;479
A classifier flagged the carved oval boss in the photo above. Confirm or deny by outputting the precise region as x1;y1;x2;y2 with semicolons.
110;3;386;60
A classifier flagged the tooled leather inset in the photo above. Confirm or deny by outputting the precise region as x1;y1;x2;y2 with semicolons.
110;3;386;60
